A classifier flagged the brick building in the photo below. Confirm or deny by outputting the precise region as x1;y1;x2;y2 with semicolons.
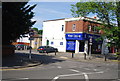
65;17;103;54
42;17;106;54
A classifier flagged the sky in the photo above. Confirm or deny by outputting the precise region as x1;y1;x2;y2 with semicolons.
27;2;77;30
27;1;96;30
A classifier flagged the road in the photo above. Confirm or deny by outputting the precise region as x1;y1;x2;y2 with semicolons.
2;50;119;81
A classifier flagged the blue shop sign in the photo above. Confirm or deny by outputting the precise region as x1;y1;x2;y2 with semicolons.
66;41;76;50
66;33;87;40
66;33;102;43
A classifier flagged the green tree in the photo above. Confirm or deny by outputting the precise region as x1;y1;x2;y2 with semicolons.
71;1;120;52
2;2;36;45
32;27;39;32
32;27;43;35
38;30;43;35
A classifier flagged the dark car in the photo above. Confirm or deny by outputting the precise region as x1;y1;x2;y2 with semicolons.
37;46;58;53
15;44;32;50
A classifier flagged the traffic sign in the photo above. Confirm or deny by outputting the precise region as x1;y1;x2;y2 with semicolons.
29;32;34;37
29;37;34;40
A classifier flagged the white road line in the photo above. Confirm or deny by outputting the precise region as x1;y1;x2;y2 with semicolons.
57;66;62;68
3;78;29;80
69;69;80;73
94;69;98;71
52;76;59;81
83;73;89;81
95;71;104;74
84;68;91;70
59;73;83;77
52;71;104;81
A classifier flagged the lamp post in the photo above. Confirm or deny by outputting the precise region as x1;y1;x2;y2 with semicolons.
89;37;92;59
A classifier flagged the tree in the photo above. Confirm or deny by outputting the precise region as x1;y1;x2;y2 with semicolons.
38;30;43;35
32;27;39;32
2;2;36;45
71;1;120;52
32;27;43;35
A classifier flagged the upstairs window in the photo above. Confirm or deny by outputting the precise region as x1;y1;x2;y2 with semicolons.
93;26;97;32
72;24;76;31
62;25;64;31
88;25;91;32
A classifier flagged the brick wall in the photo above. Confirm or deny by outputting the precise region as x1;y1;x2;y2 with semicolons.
65;20;103;34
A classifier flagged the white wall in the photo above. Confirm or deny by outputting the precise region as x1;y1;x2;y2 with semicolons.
17;34;30;43
42;19;66;52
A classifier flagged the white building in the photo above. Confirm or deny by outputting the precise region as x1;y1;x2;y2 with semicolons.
42;17;111;54
42;18;66;52
17;34;30;43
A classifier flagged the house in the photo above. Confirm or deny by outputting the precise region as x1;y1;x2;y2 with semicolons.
42;17;108;54
16;29;42;49
42;18;66;52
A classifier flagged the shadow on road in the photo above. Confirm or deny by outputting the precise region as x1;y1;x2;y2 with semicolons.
2;52;65;68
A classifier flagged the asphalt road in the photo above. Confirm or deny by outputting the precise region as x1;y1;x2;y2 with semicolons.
2;50;120;81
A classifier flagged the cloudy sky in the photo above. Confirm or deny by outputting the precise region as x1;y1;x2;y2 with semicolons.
28;2;77;30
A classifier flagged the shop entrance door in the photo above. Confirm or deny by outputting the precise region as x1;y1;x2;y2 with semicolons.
79;41;84;52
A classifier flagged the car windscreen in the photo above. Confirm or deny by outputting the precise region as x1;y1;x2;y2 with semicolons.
38;46;45;49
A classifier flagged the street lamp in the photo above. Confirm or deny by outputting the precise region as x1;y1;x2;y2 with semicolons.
89;37;92;59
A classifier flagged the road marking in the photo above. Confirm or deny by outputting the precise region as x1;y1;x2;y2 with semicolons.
69;69;80;73
57;66;62;68
95;71;104;73
3;78;29;80
94;69;97;71
84;68;91;70
52;71;104;81
52;76;59;81
59;56;68;59
83;73;89;81
59;73;83;77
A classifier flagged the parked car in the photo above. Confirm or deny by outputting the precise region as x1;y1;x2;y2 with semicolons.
15;44;32;50
37;46;58;53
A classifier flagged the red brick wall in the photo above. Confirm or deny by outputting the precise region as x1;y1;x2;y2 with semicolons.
65;20;84;32
65;20;103;34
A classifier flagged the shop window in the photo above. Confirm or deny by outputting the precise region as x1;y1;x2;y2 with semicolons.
60;42;63;45
62;25;64;31
51;41;54;45
72;24;76;31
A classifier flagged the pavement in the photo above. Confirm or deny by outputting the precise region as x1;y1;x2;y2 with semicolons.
1;50;119;70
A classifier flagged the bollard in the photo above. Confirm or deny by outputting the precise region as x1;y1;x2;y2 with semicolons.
104;54;107;61
72;52;74;58
55;50;56;55
84;53;87;60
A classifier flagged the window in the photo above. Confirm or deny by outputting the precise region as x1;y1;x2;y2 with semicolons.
51;41;54;45
88;25;91;32
62;25;64;31
46;40;49;46
72;24;76;31
93;26;97;32
60;42;63;45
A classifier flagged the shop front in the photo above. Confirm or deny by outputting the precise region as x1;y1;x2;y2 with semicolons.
66;33;102;54
66;33;87;53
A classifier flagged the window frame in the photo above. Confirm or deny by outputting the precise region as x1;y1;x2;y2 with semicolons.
62;25;64;31
72;24;76;31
